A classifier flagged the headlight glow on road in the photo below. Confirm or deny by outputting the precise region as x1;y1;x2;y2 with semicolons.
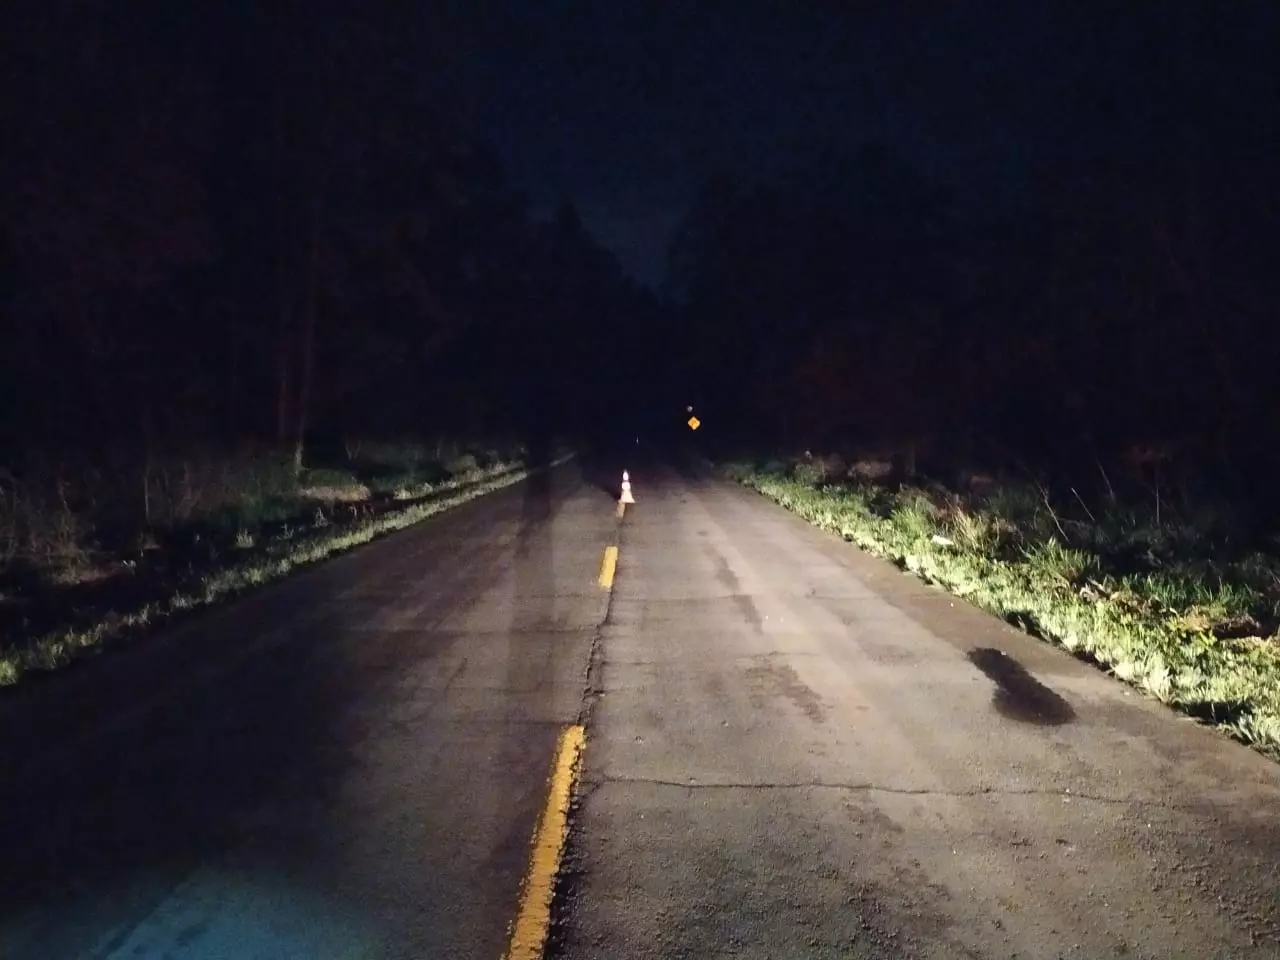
1;865;387;960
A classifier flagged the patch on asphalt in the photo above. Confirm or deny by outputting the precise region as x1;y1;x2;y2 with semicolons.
702;546;765;632
744;655;827;724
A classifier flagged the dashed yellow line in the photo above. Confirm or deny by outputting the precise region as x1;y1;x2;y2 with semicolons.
503;526;614;953
598;545;618;589
616;500;626;519
504;724;586;960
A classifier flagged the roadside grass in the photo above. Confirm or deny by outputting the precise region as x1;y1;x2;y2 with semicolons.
719;457;1280;759
0;440;556;686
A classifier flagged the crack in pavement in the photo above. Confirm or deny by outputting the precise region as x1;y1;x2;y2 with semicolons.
601;650;832;666
576;506;625;727
590;774;1183;809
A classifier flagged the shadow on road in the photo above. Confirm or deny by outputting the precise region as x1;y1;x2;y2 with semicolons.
0;449;566;956
512;429;556;639
0;618;379;954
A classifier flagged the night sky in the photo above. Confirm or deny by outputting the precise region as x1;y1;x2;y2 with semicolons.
431;2;1134;285
14;2;1273;288
4;0;1279;465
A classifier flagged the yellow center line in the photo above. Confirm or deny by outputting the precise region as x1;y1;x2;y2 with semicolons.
616;500;626;519
598;545;618;589
504;724;586;960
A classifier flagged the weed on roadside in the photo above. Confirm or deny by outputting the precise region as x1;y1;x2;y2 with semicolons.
0;441;539;685
721;456;1280;760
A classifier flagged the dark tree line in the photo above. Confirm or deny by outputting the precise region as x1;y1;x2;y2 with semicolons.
6;1;1278;497
0;1;660;466
664;3;1280;498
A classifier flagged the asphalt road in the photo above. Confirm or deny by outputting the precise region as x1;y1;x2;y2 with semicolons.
2;457;1279;959
558;461;1280;960
0;461;612;959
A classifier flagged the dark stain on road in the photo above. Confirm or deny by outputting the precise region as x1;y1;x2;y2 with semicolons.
705;546;764;633
745;656;827;724
706;546;739;592
731;594;764;633
967;648;1075;726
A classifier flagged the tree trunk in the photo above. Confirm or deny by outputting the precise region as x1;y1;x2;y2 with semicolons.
275;299;293;443
292;195;321;473
1176;0;1203;290
227;315;240;442
271;57;295;447
141;415;154;528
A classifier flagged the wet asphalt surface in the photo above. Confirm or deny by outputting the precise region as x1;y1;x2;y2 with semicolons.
3;457;1280;959
0;462;612;959
557;462;1280;960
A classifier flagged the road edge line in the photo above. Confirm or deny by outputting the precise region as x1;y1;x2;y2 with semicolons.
504;723;586;960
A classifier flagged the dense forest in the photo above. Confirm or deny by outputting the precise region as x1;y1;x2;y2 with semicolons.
3;1;1280;683
4;2;1279;494
664;3;1280;507
0;1;672;467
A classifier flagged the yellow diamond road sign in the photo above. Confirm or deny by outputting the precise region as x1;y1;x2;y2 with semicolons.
687;416;701;431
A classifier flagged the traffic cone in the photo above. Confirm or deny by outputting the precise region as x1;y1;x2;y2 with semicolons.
620;470;635;504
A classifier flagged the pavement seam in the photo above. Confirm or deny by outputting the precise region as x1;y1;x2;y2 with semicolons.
576;496;624;728
542;487;625;958
591;775;1188;809
503;724;586;960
